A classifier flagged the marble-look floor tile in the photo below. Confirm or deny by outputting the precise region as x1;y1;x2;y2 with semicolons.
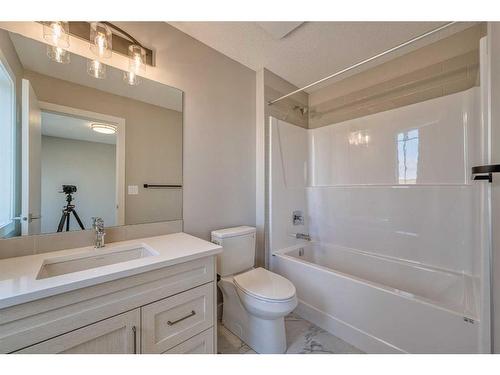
218;312;363;354
217;324;256;354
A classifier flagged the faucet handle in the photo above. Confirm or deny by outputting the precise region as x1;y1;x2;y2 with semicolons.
92;217;104;229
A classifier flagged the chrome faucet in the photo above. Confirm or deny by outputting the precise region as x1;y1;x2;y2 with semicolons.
296;233;311;241
92;217;106;248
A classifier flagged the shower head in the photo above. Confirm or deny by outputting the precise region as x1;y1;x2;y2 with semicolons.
294;105;309;116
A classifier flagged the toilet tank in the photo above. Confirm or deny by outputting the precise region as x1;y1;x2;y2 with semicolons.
211;226;256;277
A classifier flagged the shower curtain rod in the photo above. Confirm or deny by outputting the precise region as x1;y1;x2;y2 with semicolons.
267;21;458;106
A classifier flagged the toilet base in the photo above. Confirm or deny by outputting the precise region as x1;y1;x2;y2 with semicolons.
219;278;288;354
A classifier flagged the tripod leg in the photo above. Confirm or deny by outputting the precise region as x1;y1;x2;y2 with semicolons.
66;212;70;231
57;211;68;232
72;210;85;230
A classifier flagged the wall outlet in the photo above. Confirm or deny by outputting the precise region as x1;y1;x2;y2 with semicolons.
128;185;139;195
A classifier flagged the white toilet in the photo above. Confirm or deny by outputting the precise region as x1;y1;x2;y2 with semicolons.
212;226;297;354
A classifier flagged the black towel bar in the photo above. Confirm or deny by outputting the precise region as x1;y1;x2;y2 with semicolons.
143;184;182;189
471;164;500;183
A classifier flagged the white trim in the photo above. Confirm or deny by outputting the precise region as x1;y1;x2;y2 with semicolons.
479;33;493;354
0;47;16;237
38;101;126;226
255;69;265;267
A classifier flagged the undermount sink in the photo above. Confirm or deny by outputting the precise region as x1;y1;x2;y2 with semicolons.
36;244;158;280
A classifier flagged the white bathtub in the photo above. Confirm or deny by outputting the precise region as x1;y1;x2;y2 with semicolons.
273;243;481;353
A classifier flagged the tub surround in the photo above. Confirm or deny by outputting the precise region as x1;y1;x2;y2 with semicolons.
269;86;487;353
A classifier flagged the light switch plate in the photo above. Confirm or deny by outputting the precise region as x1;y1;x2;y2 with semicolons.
128;185;139;195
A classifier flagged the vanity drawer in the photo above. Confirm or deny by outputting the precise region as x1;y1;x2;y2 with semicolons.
141;283;214;353
163;327;214;354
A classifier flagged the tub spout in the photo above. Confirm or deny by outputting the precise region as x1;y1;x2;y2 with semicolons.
296;233;311;241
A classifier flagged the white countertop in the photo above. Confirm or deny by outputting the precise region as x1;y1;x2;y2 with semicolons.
0;232;222;309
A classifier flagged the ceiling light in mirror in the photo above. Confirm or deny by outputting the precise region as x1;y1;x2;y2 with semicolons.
87;59;106;79
47;45;70;64
43;21;69;48
90;22;112;59
90;123;117;134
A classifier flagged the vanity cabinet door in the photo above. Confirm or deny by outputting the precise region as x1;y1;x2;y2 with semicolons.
17;309;140;354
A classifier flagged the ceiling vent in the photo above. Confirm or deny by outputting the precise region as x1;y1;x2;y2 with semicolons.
256;22;304;39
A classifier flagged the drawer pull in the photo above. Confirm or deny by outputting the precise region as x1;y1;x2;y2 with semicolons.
167;310;196;326
132;326;137;354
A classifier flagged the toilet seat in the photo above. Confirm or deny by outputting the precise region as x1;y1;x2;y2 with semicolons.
234;267;296;302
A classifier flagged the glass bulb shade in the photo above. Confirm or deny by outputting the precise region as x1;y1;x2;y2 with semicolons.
127;44;146;74
46;45;70;64
43;21;70;48
123;71;141;86
90;123;117;134
87;59;106;79
90;22;112;58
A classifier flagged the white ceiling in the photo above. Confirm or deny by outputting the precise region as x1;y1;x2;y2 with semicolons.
168;21;477;92
10;33;183;112
41;111;117;145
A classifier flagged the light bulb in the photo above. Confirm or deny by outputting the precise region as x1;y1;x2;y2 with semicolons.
95;32;107;56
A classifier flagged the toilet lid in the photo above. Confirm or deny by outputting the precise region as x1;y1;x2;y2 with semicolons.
234;268;296;301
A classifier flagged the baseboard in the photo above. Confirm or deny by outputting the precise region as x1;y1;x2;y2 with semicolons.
294;300;406;354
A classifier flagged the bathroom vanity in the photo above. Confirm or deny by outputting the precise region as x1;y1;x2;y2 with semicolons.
0;233;222;354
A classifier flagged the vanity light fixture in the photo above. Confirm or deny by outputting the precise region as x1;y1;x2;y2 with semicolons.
90;123;117;134
90;22;112;59
41;22;152;84
87;59;106;79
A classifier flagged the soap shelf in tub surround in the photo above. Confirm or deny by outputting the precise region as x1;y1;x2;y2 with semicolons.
0;232;222;354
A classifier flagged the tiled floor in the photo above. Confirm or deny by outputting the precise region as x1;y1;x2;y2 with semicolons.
217;312;363;354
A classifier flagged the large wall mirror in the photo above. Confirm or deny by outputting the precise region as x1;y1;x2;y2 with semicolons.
0;29;183;239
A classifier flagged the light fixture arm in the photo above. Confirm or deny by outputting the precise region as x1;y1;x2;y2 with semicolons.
101;22;145;50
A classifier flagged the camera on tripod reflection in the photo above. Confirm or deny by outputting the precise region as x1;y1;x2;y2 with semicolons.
57;184;85;232
61;185;77;195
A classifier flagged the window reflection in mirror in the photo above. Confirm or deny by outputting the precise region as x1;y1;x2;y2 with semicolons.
0;58;15;237
397;129;419;184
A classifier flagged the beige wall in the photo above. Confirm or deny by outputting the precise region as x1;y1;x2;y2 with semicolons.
24;70;183;225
